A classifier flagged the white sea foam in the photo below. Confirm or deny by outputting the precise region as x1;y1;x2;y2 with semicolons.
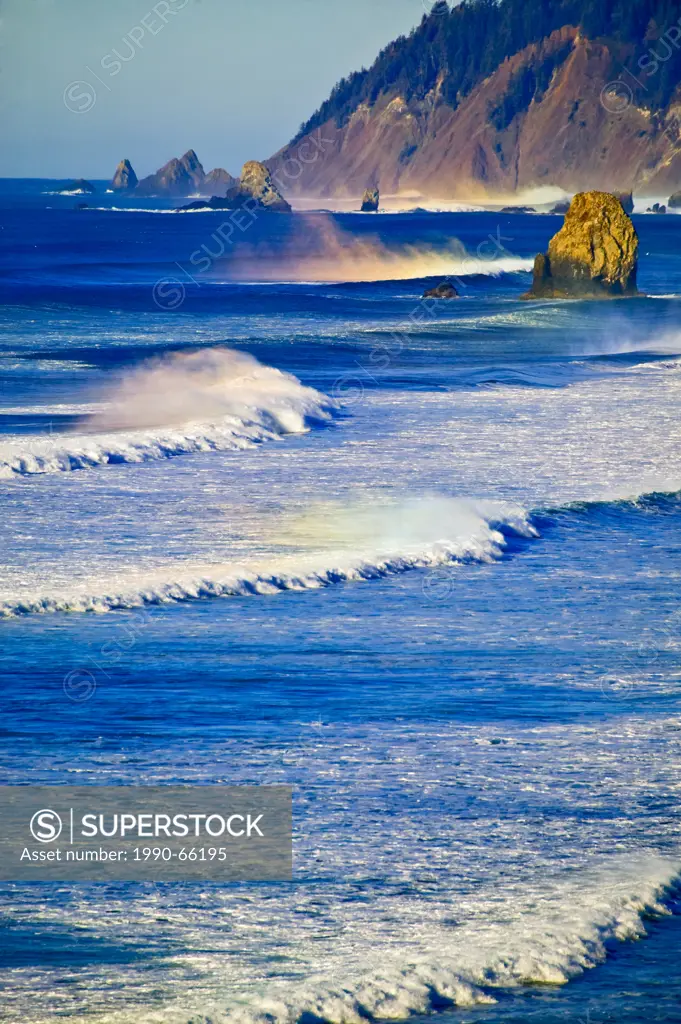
91;855;678;1024
0;348;337;477
0;498;536;616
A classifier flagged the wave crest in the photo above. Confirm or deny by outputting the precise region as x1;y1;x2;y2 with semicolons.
0;498;536;617
0;348;337;477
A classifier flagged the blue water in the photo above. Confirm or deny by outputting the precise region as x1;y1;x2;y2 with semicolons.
1;180;681;1023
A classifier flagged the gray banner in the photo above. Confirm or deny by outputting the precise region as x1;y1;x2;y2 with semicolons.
0;786;292;881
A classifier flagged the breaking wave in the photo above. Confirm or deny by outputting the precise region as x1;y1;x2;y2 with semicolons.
0;348;337;477
96;856;678;1024
0;498;536;617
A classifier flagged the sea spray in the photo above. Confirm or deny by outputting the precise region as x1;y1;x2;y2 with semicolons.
0;348;338;477
205;213;534;284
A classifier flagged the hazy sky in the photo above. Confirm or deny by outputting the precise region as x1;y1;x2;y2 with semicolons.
0;0;430;179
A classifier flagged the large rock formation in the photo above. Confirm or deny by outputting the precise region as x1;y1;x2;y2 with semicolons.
217;161;291;212
136;150;205;197
111;159;138;192
523;191;640;299
668;190;681;209
361;187;379;211
202;167;238;195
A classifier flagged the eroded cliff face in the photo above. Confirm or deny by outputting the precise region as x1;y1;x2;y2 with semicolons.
269;28;681;200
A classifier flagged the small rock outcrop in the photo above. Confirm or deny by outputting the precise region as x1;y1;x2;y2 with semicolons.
500;205;536;214
646;202;667;214
203;168;238;195
62;179;96;194
522;191;639;300
111;159;138;192
423;282;459;299
361;187;380;212
669;190;681;208
136;150;205;196
218;161;292;212
178;196;234;212
550;199;572;214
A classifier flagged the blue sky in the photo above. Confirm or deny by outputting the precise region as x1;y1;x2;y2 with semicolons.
0;0;431;178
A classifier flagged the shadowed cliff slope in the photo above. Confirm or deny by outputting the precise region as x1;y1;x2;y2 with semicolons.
269;0;681;199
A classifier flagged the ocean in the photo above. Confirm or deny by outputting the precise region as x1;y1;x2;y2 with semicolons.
1;179;681;1023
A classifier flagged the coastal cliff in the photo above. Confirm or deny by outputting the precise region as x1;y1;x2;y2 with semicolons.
269;0;681;200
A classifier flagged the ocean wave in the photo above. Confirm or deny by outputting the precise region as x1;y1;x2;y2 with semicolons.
0;348;337;478
0;499;536;617
94;856;678;1024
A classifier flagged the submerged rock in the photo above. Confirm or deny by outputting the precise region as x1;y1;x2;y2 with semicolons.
215;161;292;212
136;150;205;196
361;187;380;212
111;159;138;192
177;196;235;212
423;282;459;299
522;191;640;299
62;179;96;194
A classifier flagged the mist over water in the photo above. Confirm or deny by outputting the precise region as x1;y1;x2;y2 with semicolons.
208;213;533;283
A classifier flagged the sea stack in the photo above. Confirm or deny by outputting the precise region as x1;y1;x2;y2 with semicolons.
361;187;379;212
217;161;292;212
522;191;639;299
111;159;138;192
202;168;238;195
136;150;205;197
